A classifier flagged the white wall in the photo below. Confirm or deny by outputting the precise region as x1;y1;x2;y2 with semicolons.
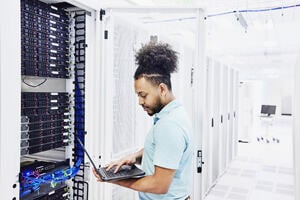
294;61;300;200
280;77;293;115
260;78;293;116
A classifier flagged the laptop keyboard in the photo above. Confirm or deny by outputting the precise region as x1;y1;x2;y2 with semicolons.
98;165;145;180
101;168;130;178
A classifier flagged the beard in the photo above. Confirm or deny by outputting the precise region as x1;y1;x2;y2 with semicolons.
143;97;164;116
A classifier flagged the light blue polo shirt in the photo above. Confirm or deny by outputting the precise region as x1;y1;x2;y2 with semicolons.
139;99;193;200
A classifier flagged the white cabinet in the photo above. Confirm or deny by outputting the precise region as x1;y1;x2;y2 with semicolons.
200;58;239;196
212;60;221;182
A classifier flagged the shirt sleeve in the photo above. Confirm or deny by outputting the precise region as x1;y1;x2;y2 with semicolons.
153;120;186;170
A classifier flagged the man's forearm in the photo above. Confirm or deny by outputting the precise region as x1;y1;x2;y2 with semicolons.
111;175;167;194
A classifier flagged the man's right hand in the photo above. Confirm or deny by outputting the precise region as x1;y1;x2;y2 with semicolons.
106;154;137;173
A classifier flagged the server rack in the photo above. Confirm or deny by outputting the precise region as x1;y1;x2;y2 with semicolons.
19;0;88;199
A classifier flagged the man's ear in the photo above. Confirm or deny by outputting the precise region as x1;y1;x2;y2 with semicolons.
158;83;168;96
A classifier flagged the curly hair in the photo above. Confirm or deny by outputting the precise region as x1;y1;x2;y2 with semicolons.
134;42;178;90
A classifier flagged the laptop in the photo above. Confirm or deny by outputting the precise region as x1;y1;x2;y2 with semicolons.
76;137;145;181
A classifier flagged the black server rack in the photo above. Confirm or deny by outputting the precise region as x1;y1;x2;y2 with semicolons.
20;0;88;199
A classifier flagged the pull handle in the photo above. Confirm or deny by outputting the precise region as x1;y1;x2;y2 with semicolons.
197;150;204;173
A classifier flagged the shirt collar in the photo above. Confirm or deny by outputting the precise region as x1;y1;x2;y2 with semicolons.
153;99;181;124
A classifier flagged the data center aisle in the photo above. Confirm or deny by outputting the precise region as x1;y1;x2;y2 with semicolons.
204;116;294;200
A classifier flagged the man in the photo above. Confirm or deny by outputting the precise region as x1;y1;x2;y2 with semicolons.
93;42;193;200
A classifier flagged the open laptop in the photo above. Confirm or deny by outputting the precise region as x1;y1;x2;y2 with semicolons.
76;137;145;181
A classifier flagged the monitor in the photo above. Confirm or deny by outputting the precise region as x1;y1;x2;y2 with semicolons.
261;105;276;116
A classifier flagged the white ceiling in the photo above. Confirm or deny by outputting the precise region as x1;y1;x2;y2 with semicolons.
204;0;300;80
101;0;300;80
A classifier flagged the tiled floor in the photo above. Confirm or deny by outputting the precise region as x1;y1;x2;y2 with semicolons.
204;116;294;200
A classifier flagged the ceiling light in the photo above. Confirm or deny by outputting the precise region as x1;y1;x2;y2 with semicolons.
234;12;248;30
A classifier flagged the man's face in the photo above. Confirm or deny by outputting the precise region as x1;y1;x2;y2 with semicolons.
134;77;164;116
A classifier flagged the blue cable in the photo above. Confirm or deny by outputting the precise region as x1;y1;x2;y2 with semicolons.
20;158;84;197
142;3;300;24
207;4;300;18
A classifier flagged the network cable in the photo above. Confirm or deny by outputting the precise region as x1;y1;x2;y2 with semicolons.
142;3;300;24
20;157;83;197
207;3;300;18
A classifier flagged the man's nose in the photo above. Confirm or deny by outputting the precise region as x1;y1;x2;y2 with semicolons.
138;97;144;106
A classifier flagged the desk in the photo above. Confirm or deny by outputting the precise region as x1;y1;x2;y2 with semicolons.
258;115;279;143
